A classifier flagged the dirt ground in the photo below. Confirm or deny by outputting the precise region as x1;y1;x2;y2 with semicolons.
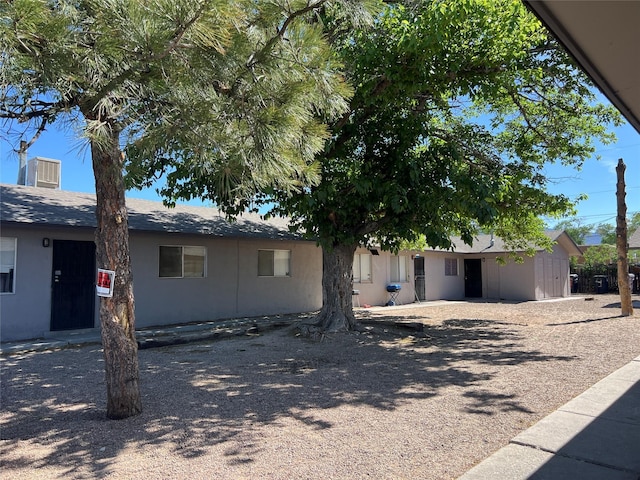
1;295;639;480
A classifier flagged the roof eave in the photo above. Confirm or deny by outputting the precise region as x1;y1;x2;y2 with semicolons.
524;0;640;134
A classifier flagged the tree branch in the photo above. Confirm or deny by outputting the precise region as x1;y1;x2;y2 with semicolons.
85;1;211;113
507;89;549;143
246;0;329;68
23;116;48;150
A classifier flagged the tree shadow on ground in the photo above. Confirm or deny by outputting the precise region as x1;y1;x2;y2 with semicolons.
603;299;640;309
0;316;575;478
544;299;640;326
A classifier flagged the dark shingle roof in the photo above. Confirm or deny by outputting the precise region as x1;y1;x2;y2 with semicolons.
0;184;300;240
443;230;580;255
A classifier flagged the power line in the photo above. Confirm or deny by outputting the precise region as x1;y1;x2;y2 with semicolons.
577;209;639;217
546;210;640;227
589;142;640;154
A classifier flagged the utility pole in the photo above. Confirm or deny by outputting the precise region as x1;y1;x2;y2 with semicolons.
616;158;633;316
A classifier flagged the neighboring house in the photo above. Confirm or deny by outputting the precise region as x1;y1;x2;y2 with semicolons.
629;228;640;262
628;228;640;293
352;230;581;307
1;182;581;342
0;184;322;342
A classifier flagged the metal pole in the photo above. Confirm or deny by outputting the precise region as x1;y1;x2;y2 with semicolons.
17;140;27;185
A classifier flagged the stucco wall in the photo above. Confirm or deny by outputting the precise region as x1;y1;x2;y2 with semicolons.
1;227;322;342
495;255;537;300
352;248;416;306
422;244;572;303
1;222;573;342
481;244;571;301
0;225;98;341
422;253;465;301
352;249;471;306
131;234;322;328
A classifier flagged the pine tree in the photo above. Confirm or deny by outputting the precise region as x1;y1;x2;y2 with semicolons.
1;0;373;417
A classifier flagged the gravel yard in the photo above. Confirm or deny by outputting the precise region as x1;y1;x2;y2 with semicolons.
1;295;639;479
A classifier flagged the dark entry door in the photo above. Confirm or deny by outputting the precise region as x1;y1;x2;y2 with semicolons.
464;259;483;298
414;256;425;301
51;240;96;331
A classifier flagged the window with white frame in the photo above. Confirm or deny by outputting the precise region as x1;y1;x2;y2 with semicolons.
445;257;458;276
159;246;206;278
258;249;290;277
353;253;372;283
0;237;16;293
390;255;409;283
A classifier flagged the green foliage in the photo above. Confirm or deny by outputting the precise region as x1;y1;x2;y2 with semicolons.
1;0;378;213
553;218;592;245
595;223;616;245
265;0;620;255
582;244;617;267
398;235;428;253
554;216;637;246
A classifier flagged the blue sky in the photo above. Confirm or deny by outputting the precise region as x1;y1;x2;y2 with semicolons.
540;119;639;228
2;105;639;230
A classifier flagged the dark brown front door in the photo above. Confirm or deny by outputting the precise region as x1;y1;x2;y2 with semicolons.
414;256;425;301
51;240;96;331
464;259;483;298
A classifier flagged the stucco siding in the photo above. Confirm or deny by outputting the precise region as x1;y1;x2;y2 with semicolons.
485;258;501;299
1;226;322;341
0;225;98;341
235;239;322;317
352;249;415;306
131;233;238;327
496;256;537;301
120;234;323;329
1;184;578;340
421;253;465;301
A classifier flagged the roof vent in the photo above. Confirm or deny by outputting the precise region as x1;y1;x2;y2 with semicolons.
26;157;61;189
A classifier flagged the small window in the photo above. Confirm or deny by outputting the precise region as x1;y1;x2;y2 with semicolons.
0;237;16;293
159;246;206;278
353;253;372;283
390;255;409;283
445;257;458;276
258;249;290;277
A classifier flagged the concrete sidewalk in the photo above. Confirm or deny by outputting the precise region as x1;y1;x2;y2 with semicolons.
458;355;640;480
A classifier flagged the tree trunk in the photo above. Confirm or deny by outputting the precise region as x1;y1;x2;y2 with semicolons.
315;243;358;331
615;158;633;316
91;123;142;419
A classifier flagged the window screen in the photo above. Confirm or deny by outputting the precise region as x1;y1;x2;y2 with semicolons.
0;237;16;293
159;246;206;278
390;255;408;282
353;253;372;283
258;249;290;277
445;258;458;276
